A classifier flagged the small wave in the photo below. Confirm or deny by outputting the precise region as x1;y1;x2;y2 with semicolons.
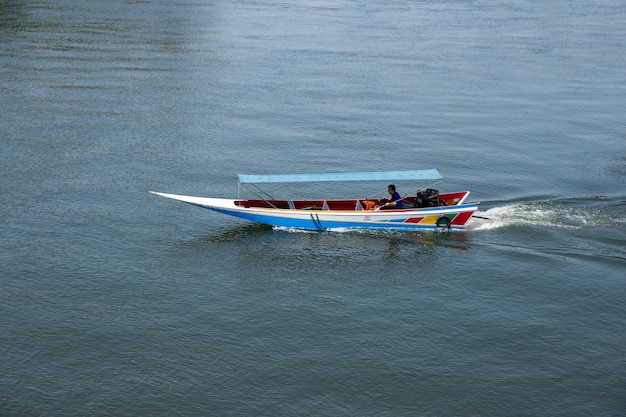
273;226;319;234
273;226;406;237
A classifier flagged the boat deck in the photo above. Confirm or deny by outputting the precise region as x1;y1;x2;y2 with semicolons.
234;191;470;210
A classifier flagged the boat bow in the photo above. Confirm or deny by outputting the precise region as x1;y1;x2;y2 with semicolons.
150;192;238;210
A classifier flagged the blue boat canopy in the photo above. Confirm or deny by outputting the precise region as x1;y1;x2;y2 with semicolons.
238;169;443;184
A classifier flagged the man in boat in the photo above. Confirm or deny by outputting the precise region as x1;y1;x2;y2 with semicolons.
377;184;403;210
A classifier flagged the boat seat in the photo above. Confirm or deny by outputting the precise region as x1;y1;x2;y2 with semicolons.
361;200;376;211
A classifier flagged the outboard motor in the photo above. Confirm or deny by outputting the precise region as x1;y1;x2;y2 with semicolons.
416;188;439;207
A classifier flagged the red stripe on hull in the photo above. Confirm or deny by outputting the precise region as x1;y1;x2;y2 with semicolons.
450;211;474;226
404;217;425;224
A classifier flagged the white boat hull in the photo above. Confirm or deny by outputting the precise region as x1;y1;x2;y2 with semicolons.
151;192;480;231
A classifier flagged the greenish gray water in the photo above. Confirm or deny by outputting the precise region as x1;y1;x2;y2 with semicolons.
1;1;625;416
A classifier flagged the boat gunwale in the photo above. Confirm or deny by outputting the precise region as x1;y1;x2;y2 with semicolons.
232;204;479;213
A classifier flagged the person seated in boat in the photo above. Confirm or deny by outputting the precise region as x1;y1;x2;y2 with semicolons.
376;184;403;210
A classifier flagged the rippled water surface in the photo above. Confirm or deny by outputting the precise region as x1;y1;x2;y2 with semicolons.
1;1;625;416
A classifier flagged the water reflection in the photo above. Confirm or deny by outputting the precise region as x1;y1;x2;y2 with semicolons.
208;223;274;242
179;221;473;251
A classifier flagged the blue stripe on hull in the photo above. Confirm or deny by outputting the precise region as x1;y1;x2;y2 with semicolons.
210;208;319;229
207;207;463;231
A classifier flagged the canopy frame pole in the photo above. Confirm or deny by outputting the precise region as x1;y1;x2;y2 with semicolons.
239;182;279;209
416;179;444;193
365;178;443;201
364;178;411;200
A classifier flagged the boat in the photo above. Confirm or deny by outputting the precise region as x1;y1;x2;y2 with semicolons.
151;169;480;232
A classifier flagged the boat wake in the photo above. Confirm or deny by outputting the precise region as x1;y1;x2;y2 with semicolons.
467;196;626;231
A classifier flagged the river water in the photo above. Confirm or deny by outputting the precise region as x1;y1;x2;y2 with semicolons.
1;1;625;416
